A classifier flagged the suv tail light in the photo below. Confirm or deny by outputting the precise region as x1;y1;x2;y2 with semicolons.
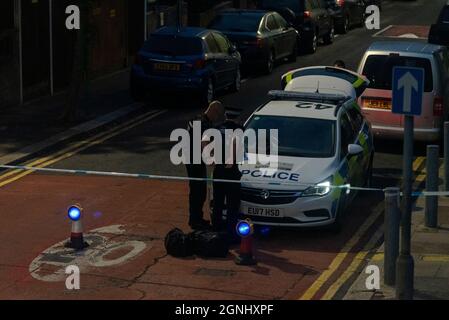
304;11;311;18
336;0;345;6
193;59;206;70
433;96;444;117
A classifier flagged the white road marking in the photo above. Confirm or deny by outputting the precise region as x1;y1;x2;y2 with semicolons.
372;25;393;37
29;225;149;282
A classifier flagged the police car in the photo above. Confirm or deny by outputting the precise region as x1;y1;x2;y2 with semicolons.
239;89;374;231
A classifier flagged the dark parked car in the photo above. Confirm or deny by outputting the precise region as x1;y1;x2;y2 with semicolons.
428;3;449;47
209;10;299;74
257;0;334;53
130;27;241;104
326;0;366;34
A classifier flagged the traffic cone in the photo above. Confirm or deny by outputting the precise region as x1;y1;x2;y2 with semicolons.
235;220;257;266
65;205;89;251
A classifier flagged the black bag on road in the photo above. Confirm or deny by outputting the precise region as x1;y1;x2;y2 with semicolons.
164;228;194;258
188;230;229;258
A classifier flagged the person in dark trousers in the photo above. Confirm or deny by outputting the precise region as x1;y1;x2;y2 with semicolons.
205;111;243;244
186;101;225;230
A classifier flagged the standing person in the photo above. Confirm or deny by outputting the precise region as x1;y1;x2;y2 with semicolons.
208;113;244;244
185;101;226;230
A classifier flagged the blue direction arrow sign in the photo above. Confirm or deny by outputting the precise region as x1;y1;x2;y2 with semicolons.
392;67;424;116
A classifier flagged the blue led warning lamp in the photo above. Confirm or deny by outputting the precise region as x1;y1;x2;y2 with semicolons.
236;219;254;238
68;205;82;221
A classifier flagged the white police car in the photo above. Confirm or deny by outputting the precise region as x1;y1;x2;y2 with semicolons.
239;90;374;230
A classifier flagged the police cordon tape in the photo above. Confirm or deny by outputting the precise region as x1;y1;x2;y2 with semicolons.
0;164;445;197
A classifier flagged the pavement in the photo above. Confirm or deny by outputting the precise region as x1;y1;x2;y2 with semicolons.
0;69;148;164
344;161;449;300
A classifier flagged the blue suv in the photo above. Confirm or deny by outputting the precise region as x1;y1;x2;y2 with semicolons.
130;27;241;105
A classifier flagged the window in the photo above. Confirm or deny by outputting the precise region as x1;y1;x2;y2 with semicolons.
209;14;262;32
266;14;280;31
318;0;327;9
143;35;203;56
305;0;313;11
273;13;288;29
362;55;434;92
347;107;364;133
212;32;230;53
440;50;449;76
245;115;336;158
205;34;219;54
340;114;356;158
308;0;319;10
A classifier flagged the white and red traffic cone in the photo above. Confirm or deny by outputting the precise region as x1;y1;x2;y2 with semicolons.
65;205;89;251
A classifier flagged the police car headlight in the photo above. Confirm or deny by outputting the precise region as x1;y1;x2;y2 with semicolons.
302;181;332;197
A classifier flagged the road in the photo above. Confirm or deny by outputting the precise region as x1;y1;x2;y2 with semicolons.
0;0;446;300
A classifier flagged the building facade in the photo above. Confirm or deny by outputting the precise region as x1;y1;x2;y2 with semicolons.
0;0;252;109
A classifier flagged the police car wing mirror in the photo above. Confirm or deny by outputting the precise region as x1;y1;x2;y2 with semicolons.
348;144;364;156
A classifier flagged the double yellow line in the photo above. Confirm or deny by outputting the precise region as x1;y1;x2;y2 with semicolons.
299;156;426;300
0;109;166;188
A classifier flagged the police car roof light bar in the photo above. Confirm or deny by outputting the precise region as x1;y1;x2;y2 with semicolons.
268;90;349;105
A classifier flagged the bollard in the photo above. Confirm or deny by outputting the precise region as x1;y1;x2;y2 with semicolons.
65;205;89;251
425;145;439;228
384;187;400;286
235;220;257;266
445;122;449;193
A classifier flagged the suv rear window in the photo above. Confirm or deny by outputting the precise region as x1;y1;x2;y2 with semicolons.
362;55;433;92
143;35;203;56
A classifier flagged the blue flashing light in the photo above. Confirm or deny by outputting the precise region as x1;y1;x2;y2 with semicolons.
68;206;82;221
236;220;252;237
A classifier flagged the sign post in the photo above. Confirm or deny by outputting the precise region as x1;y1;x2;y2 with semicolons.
392;66;424;300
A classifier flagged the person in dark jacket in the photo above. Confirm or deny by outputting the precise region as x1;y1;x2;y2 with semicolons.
203;112;243;243
186;101;225;230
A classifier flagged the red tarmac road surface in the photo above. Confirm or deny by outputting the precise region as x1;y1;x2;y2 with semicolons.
0;173;381;300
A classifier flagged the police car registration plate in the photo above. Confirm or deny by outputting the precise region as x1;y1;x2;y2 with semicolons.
246;207;284;218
